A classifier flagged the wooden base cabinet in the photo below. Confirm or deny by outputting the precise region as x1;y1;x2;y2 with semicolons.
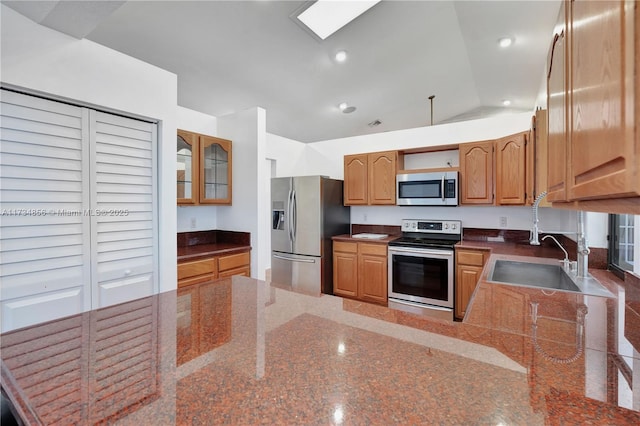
455;248;489;320
178;251;250;288
333;241;388;305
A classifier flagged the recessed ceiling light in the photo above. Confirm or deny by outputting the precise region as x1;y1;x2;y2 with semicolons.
498;37;514;48
502;100;512;106
339;102;348;110
343;106;356;114
297;0;381;40
335;50;347;62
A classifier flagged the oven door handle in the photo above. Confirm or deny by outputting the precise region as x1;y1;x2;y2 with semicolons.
388;246;454;257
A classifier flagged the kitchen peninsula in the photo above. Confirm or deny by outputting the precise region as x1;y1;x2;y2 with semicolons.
2;267;640;424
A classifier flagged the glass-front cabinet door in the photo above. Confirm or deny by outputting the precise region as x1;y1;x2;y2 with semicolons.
177;130;198;204
199;135;232;205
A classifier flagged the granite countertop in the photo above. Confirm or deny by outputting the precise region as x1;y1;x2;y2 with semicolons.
2;271;640;424
332;233;400;244
177;243;251;261
177;230;250;262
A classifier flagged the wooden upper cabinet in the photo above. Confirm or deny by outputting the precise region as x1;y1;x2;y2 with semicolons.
177;129;232;205
459;141;494;204
546;2;568;203
495;132;527;205
344;150;398;206
200;135;232;205
568;0;638;201
368;151;397;205
344;154;368;205
533;109;552;207
177;130;198;204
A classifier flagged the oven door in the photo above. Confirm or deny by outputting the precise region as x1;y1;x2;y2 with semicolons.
387;246;454;309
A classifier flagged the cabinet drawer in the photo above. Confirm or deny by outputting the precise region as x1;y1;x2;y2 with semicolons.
218;266;251;278
178;258;217;280
334;241;358;253
178;274;215;288
359;243;387;256
456;250;487;267
218;251;250;272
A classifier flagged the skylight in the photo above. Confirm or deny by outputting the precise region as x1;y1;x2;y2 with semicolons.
297;0;381;40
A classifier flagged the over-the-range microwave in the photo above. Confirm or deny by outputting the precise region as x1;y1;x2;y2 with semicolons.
396;171;458;206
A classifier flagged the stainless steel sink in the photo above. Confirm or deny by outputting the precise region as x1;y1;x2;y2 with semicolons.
488;260;581;292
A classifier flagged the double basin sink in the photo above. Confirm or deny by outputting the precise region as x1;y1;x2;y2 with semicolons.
487;259;614;298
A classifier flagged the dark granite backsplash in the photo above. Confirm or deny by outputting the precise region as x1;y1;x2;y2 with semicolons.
351;224;402;236
462;227;608;269
177;230;250;247
462;228;530;243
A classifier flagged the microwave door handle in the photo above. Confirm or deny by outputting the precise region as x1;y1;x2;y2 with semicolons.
441;175;445;201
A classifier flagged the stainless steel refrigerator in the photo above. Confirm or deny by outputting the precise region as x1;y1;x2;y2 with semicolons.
271;176;350;295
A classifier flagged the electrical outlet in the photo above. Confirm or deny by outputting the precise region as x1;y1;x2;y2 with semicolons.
363;213;368;223
499;216;507;228
190;217;197;229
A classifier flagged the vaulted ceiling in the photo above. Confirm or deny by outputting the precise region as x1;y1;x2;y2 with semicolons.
3;0;561;142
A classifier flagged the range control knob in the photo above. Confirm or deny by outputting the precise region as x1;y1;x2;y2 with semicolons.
451;224;457;230
444;224;449;229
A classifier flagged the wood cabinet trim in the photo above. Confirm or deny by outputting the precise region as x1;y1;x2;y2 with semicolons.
177;130;199;205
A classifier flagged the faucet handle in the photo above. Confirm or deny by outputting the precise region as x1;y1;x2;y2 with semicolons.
559;258;571;270
570;261;578;273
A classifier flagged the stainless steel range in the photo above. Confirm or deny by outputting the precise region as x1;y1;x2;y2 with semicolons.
388;219;461;318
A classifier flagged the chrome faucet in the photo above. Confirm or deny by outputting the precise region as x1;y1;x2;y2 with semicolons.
541;235;573;271
576;210;590;278
529;191;547;245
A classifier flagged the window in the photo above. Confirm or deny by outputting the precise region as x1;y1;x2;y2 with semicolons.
609;214;639;276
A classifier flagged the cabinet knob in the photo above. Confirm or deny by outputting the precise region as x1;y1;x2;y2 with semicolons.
124;269;132;276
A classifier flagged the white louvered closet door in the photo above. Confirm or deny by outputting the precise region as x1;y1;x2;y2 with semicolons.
0;89;158;332
0;90;91;331
90;110;157;308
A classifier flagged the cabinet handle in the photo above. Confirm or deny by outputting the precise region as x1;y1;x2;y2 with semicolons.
547;30;564;80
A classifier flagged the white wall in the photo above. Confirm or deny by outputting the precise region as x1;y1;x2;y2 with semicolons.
176;106;218;232
0;5;178;292
309;112;535;179
266;133;307;177
218;107;268;279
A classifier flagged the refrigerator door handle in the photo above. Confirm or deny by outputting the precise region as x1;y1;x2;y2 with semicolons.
273;254;316;263
287;186;293;243
291;189;297;242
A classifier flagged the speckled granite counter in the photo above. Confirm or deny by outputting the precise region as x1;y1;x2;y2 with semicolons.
177;230;250;262
2;272;640;424
332;233;400;244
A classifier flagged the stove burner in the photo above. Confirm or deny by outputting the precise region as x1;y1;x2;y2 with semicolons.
388;237;458;249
